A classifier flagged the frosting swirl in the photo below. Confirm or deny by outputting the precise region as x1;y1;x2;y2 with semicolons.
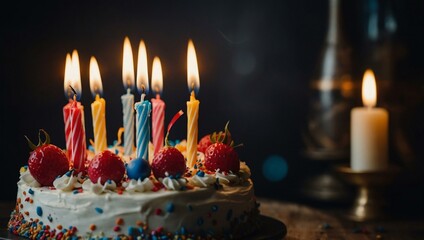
123;178;154;192
239;161;251;182
215;171;240;185
160;177;187;191
189;173;216;188
19;170;41;188
53;171;83;191
82;178;117;195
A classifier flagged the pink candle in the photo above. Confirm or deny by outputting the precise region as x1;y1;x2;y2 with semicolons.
151;57;165;155
63;100;73;152
63;51;87;172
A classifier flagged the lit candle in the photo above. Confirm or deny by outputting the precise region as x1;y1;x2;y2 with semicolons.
63;50;87;172
186;39;200;168
351;69;388;171
135;40;151;160
89;56;107;154
121;37;135;156
151;57;165;155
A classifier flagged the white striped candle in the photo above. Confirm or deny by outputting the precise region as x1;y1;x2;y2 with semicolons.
121;89;135;156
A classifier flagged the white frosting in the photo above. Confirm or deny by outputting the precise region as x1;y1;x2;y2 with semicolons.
239;161;252;182
82;178;117;195
19;170;41;188
189;173;216;188
123;178;154;192
215;171;240;185
53;172;83;191
160;177;187;191
15;179;256;239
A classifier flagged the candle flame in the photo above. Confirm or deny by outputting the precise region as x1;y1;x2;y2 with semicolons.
122;37;135;91
64;53;73;99
152;57;163;95
187;39;200;94
136;40;149;94
89;56;103;98
362;69;377;108
64;50;82;100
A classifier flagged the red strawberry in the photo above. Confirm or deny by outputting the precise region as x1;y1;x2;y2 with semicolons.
88;150;125;185
204;142;240;173
198;134;213;153
151;147;186;179
26;130;69;186
198;122;233;153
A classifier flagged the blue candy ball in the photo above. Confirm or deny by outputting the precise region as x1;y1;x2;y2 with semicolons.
126;157;151;180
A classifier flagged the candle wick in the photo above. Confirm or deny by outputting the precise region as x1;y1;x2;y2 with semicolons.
191;82;195;92
141;93;146;101
127;88;131;94
69;85;77;100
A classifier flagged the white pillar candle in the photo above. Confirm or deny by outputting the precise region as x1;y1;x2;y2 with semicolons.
351;69;388;171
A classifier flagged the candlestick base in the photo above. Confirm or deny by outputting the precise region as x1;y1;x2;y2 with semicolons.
335;165;400;222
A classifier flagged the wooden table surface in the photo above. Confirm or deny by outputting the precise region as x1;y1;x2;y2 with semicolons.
259;198;424;240
1;199;424;239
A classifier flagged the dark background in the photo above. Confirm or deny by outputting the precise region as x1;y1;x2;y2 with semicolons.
1;0;423;215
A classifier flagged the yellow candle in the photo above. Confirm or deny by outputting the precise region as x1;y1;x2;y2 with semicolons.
351;69;388;171
186;39;200;168
187;91;199;167
89;57;107;153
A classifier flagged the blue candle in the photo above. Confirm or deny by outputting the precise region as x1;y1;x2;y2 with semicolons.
135;93;151;160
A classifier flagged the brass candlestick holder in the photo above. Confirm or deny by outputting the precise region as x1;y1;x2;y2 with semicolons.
335;165;400;222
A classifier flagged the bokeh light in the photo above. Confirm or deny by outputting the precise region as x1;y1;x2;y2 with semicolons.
262;154;288;182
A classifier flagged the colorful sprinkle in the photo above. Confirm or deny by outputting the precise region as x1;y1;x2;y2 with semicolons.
166;203;175;213
72;190;79;195
196;171;205;177
36;206;43;217
57;225;63;230
321;223;331;229
95;207;103;214
47;215;53;222
113;226;121;232
28;189;34;195
196;217;204;226
211;205;218;212
187;204;193;211
89;224;96;231
155;208;162;215
116;218;124;225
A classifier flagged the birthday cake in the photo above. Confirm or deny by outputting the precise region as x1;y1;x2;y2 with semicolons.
7;123;260;240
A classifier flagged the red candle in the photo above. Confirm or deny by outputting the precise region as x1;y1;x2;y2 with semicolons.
63;50;87;172
151;57;165;155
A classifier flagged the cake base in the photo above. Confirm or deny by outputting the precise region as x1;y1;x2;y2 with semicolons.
4;214;286;240
8;180;259;239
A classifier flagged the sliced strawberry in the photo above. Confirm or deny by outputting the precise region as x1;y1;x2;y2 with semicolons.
88;150;125;185
204;142;240;173
151;147;186;179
